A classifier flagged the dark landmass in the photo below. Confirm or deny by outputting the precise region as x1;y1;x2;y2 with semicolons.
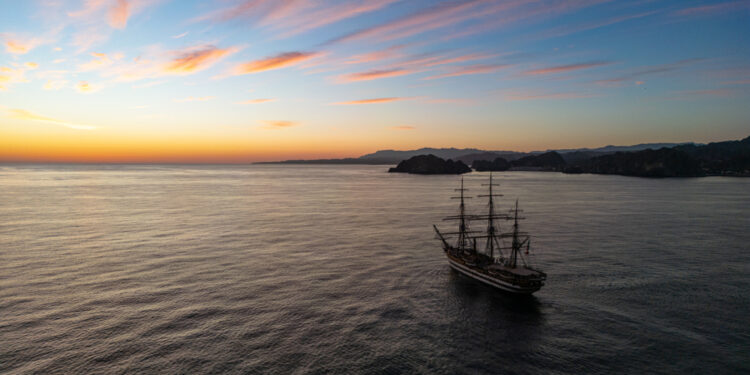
563;136;750;177
456;152;527;164
674;136;750;175
553;142;698;154
388;155;471;175
565;148;705;177
258;135;750;178
259;142;695;165
510;151;566;171
472;157;510;171
255;158;391;165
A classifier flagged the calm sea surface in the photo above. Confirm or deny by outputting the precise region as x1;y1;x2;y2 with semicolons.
1;164;749;374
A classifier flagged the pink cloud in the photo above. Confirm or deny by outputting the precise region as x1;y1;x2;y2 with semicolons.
164;46;236;75
332;97;406;105
197;0;397;38
504;91;598;101
336;68;412;83
239;98;274;104
424;64;509;80
232;52;319;75
524;61;612;75
109;0;131;29
675;1;749;16
261;120;298;129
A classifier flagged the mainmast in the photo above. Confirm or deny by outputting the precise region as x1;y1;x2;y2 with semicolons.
441;177;477;252
506;199;529;268
477;173;505;261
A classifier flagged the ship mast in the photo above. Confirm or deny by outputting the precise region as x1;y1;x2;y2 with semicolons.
477;173;505;261
455;177;471;250
506;199;529;268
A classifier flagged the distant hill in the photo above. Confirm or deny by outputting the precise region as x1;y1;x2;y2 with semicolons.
563;136;750;177
360;148;487;163
510;151;566;171
388;154;471;175
553;142;700;154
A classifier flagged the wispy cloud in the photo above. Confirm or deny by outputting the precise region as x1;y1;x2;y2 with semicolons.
43;80;68;90
0;65;35;90
524;61;612;75
326;0;487;45
425;64;509;80
2;35;49;55
164;45;236;75
109;0;131;29
239;98;274;104
174;96;214;102
6;108;96;130
671;89;737;98
537;11;657;39
172;31;188;39
261;120;298;129
197;0;397;38
595;58;704;86
332;97;406;105
504;91;598;101
337;68;412;83
674;1;749;17
232;51;318;75
67;0;163;51
390;125;415;130
75;81;100;93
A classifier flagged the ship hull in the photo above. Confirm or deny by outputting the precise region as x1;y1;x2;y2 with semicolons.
447;256;542;294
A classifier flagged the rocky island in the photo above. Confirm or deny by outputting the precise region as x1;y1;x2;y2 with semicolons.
388;154;471;175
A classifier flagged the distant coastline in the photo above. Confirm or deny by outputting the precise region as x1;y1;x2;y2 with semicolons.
257;136;750;178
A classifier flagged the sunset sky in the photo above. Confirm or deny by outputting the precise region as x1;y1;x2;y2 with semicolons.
1;0;749;162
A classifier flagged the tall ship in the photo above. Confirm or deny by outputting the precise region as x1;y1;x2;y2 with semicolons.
433;175;546;294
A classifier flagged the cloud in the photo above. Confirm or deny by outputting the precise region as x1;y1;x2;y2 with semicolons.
332;97;406;105
79;52;115;71
337;68;412;83
537;11;657;39
3;36;46;54
524;61;612;75
109;0;131;29
6;108;96;130
425;64;509;79
674;1;749;17
326;0;486;45
174;96;214;102
390;125;415;130
197;0;397;38
673;89;736;98
239;98;274;104
67;0;163;51
164;45;236;75
75;81;100;93
503;90;597;101
232;51;318;75
172;31;188;39
43;80;68;90
595;59;704;86
722;79;750;85
261;120;298;129
0;65;34;90
345;44;407;65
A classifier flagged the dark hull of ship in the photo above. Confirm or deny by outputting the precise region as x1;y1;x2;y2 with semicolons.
446;253;543;294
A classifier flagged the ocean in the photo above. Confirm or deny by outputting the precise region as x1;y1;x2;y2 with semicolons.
1;164;748;374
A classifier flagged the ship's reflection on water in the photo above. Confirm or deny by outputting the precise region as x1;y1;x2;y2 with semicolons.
445;269;545;355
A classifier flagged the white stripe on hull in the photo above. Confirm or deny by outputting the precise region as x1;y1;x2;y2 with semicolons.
447;257;539;294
